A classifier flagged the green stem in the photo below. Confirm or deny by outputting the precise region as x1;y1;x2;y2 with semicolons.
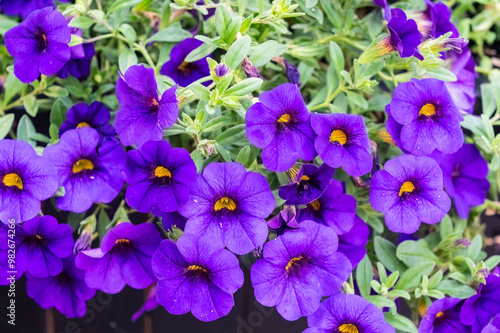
134;44;156;70
309;86;344;111
83;33;115;43
319;35;367;51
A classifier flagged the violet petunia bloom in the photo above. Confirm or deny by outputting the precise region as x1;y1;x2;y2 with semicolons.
152;234;244;322
337;215;369;268
385;78;464;156
482;314;500;333
4;7;71;83
378;8;423;60
370;154;451;234
461;275;500;333
76;222;162;294
59;101;115;139
297;179;357;235
160;211;188;231
160;38;211;87
124;140;197;215
0;215;73;278
303;292;395;333
43;128;125;213
431;144;489;219
278;164;334;205
132;284;159;322
0;0;68;19
57;42;95;80
26;255;96;318
445;47;477;114
311;113;373;177
419;298;470;333
114;65;179;147
422;1;459;38
0;139;58;223
267;205;301;236
179;162;275;255
245;83;317;172
251;220;351;321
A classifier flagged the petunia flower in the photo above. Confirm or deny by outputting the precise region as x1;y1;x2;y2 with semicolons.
278;163;334;205
26;255;96;318
245;83;317;172
370;154;451;234
421;0;459;38
431;144;489;219
310;113;373;177
124;140;197;215
251;220;352;321
179;162;275;255
420;298;470;333
159;211;188;231
337;215;369;268
152;234;244;322
160;38;211;87
385;78;464;156
0;0;68;19
114;65;179;147
0;139;58;223
43;128;125;213
4;7;71;83
59;101;115;139
76;222;162;294
445;47;477;114
297;179;357;235
0;215;73;278
303;292;395;333
460;275;500;333
57;42;95;80
267;205;301;236
482;313;500;333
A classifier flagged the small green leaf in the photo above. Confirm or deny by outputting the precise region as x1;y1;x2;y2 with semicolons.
190;83;211;100
0;114;15;140
384;313;418;333
17;114;37;147
215;124;245;145
236;146;250;165
435;280;477;299
396;240;441;267
68;16;95;29
107;0;142;15
356;255;373;298
119;24;137;45
146;26;192;43
50;99;68;128
224;17;242;44
365;295;395;308
3;73;25;107
201;116;232;133
225;35;251;69
119;49;139;74
223;78;262;97
329;41;344;74
186;42;218;62
44;86;69;98
395;262;435;290
23;95;38;117
249;41;288;67
440;215;453;239
467;235;483;260
485;255;500;270
374;236;407;273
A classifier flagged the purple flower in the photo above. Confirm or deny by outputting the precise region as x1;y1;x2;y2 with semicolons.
179;162;275;254
278;164;334;205
57;42;95;80
337;215;369;268
370;154;451;233
152;234;244;322
445;47;477;114
0;139;58;223
160;38;210;87
419;297;469;333
0;0;68;19
385;78;463;156
114;65;179;147
76;222;162;294
59;101;115;139
373;0;391;20
26;255;96;318
124;140;197;215
423;1;459;38
297;179;357;235
378;8;423;60
284;59;301;87
214;63;229;77
159;211;188;231
246;83;317;172
461;275;500;333
304;292;395;333
43;128;125;213
431;144;489;219
0;215;73;278
267;205;301;236
132;284;159;322
251;220;351;321
482;313;500;333
311;113;373;177
4;7;71;83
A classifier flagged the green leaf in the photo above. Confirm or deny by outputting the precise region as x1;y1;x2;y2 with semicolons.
146;26;192;43
50;99;68;128
190;83;211;100
426;67;457;82
190;150;203;173
29;133;50;143
68;16;95;29
201;116;232;133
374;236;407;273
225;35;251;69
216;143;232;162
17;115;36;147
67;212;86;232
396;240;441;267
0;15;18;35
49;123;59;142
387;289;411;300
186;42;218;62
215;124;246;145
385;271;399;289
467;235;482;260
223;78;262;97
485;255;500;270
118;49;139;74
236;146;250;165
224;17;242;44
356;255;373;298
107;0;142;15
3;73;25;107
440;215;453;239
395;262;435;290
98;210;111;243
119;24;137;45
23;95;38;117
215;4;233;40
44;86;69;98
384;313;418;333
345;91;368;109
249;41;288;67
329;41;344;74
365;295;395;308
0;114;15;140
69;34;83;47
435;280;477;299
428;271;443;289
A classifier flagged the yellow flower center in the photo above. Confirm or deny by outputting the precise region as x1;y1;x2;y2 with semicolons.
214;197;236;211
330;129;347;145
419;103;436;116
399;181;415;196
3;173;23;190
338;323;359;333
285;256;303;271
178;61;191;73
77;122;90;128
187;265;208;274
417;299;428;317
278;113;291;123
377;130;394;145
72;159;94;174
115;239;130;245
35;234;43;240
311;200;321;211
154;166;171;178
436;311;445;318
